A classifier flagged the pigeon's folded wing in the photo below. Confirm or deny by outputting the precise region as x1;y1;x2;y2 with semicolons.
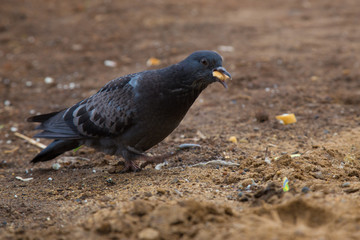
33;76;136;139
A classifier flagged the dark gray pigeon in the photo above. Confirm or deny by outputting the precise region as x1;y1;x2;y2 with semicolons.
28;50;231;172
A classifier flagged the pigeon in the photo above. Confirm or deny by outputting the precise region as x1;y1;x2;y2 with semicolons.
28;50;231;172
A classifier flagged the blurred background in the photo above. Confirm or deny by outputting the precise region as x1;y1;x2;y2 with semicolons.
1;0;360;239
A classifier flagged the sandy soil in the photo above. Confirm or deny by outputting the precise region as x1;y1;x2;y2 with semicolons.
1;0;360;239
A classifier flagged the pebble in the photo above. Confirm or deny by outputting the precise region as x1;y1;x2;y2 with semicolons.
106;178;115;185
341;182;350;188
138;228;160;240
68;82;76;89
178;143;201;149
310;75;319;81
52;163;61;170
72;44;83;51
48;177;53;181
314;171;324;179
4;100;11;106
218;45;234;52
104;60;117;67
301;186;310;193
44;77;54;84
264;157;271;164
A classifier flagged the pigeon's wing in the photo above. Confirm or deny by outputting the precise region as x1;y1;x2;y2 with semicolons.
33;75;137;139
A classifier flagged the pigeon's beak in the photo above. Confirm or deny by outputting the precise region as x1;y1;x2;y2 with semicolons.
212;67;231;89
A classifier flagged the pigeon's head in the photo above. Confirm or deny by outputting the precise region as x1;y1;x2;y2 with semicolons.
181;50;231;89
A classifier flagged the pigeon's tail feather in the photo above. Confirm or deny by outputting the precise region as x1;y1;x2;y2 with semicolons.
31;140;80;163
27;111;64;123
33;131;81;140
28;110;81;139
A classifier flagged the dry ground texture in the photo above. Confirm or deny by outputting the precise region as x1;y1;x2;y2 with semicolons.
1;0;360;239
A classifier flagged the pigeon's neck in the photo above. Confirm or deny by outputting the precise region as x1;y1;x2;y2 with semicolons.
162;65;206;107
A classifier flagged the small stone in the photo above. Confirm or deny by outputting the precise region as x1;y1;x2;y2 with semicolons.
341;182;350;188
344;188;360;194
52;163;61;170
48;177;53;181
106;178;115;185
301;186;310;193
10;127;18;132
4;100;11;106
218;45;234;52
72;44;83;51
44;77;54;84
68;82;76;89
310;75;319;81
104;60;117;67
138;228;160;240
313;171;324;180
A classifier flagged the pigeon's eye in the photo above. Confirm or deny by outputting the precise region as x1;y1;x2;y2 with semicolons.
200;58;209;66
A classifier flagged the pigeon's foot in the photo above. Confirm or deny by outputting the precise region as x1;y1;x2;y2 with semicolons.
108;160;141;173
121;160;141;173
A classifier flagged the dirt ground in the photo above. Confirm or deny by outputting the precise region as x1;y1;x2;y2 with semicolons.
1;0;360;239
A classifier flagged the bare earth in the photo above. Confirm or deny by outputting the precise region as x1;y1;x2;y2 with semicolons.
1;0;360;239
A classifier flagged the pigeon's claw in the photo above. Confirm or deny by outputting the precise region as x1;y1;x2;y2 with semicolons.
121;160;141;173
